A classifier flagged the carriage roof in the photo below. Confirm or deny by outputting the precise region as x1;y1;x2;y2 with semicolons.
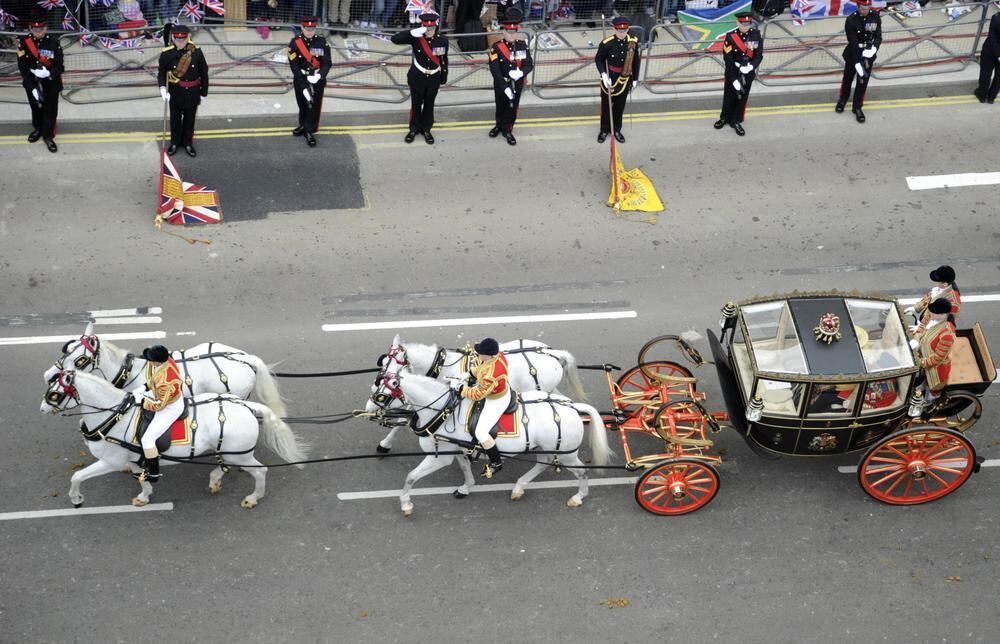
734;292;918;379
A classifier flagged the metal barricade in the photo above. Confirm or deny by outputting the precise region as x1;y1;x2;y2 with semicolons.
642;22;724;94
530;25;646;99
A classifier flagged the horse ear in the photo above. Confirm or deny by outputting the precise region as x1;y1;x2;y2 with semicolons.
84;321;94;337
391;333;401;348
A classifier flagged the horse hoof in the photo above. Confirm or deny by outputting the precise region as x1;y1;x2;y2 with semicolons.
72;501;84;508
566;497;583;508
131;497;148;507
402;503;413;517
511;489;524;501
453;489;468;499
209;482;222;494
376;444;391;454
240;497;258;509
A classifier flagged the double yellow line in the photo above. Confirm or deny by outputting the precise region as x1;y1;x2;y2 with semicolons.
0;95;975;146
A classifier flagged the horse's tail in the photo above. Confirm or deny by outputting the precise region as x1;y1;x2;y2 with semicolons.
243;355;287;418
243;401;309;469
547;349;588;402
576;403;612;466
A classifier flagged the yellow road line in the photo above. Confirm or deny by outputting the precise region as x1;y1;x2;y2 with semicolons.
0;95;977;146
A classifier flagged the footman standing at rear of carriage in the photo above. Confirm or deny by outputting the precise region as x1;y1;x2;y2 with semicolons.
714;12;762;137
488;8;533;146
595;16;640;144
17;15;64;153
288;16;331;148
157;24;209;157
392;12;448;145
836;0;881;123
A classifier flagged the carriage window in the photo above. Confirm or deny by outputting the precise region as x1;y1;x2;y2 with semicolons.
845;299;915;373
860;375;910;414
741;302;808;374
806;383;858;417
753;379;804;417
731;327;754;397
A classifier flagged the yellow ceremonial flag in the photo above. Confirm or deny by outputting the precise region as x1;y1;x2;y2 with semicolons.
608;144;664;214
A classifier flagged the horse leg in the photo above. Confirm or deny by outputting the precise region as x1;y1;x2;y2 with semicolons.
560;453;589;508
377;426;399;454
68;459;122;508
208;466;226;494
453;452;476;499
225;455;266;508
400;454;455;517
123;462;155;505
511;458;552;501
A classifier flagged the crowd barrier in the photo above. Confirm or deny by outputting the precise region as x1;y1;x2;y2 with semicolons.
0;3;994;105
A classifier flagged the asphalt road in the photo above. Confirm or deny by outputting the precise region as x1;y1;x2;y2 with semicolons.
1;94;998;643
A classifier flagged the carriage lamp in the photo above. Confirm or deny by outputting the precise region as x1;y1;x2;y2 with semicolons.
719;301;737;330
907;390;925;417
745;395;764;422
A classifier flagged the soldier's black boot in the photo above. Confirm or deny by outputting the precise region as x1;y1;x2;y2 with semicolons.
404;130;417;143
733;123;746;136
973;88;986;103
305;131;317;147
488;126;501;138
853;108;866;123
423;130;434;145
28;129;42;143
292;125;305;136
713;119;726;129
597;131;608;142
480;445;503;479
835;101;845;113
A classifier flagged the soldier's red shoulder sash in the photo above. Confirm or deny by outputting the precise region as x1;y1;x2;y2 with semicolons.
496;41;521;68
416;36;441;67
731;31;754;58
23;37;52;68
293;36;320;68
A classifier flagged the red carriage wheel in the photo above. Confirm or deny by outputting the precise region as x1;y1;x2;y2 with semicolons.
634;458;720;516
857;427;976;506
615;361;693;416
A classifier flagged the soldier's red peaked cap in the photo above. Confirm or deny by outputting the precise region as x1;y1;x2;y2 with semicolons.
502;7;523;26
29;16;47;27
736;12;753;23
612;16;630;27
171;25;190;36
300;16;319;27
420;12;439;25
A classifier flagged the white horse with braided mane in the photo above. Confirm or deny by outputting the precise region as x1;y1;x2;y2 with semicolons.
43;322;287;417
368;336;612;516
41;369;307;508
372;336;586;453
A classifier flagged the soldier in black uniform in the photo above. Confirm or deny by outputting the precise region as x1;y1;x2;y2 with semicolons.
974;11;1000;104
288;16;331;147
836;0;881;123
487;8;533;146
391;12;448;145
157;24;209;157
17;16;64;153
714;12;763;137
595;16;640;144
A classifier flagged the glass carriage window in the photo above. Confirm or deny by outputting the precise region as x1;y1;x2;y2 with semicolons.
806;383;859;417
860;375;910;414
741;301;808;374
845;299;915;373
753;379;804;417
731;327;754;396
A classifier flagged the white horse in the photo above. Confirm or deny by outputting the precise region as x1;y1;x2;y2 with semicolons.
41;369;307;508
370;348;613;516
372;336;586;453
43;322;287;417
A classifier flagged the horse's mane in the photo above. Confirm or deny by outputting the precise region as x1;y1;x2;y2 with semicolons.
71;369;120;393
95;336;129;364
401;370;449;395
404;341;438;355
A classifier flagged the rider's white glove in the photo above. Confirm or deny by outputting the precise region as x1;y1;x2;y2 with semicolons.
307;72;321;83
739;63;753;74
855;62;865;77
132;390;146;403
732;79;741;91
601;72;611;88
159;86;169;102
32;67;50;79
450;379;466;392
302;88;312;102
31;88;41;102
508;68;523;81
410;26;427;37
862;46;877;59
504;87;514;100
909;338;919;350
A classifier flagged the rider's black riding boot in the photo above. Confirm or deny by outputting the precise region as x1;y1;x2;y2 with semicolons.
481;445;503;479
145;456;161;483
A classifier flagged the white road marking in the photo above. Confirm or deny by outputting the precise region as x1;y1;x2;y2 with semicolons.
838;460;1000;474
175;331;197;336
0;331;166;347
90;307;163;317
897;294;1000;306
337;476;638;501
906;172;1000;191
93;316;163;325
0;502;174;521
322;310;638;332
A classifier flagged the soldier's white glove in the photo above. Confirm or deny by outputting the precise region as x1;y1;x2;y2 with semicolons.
739;63;753;74
855;62;865;77
862;46;877;59
32;67;50;79
159;86;169;102
601;72;611;88
732;79;741;91
504;87;514;100
450;378;465;392
31;88;41;102
410;26;427;37
508;68;523;81
199;96;206;105
307;72;321;83
302;88;311;102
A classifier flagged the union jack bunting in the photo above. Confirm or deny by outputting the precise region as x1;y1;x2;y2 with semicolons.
405;0;434;13
180;1;204;22
0;8;18;29
158;151;223;225
37;0;65;10
61;11;75;30
204;0;225;16
88;0;115;6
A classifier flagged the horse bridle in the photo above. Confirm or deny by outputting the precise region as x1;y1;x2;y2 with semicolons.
43;369;139;441
43;370;80;409
55;334;102;373
369;346;459;433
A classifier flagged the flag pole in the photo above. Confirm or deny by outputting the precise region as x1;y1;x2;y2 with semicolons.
602;14;621;211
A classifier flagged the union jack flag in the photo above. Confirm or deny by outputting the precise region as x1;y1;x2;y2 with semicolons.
405;0;434;14
158;151;223;225
89;0;115;6
0;8;19;29
61;11;75;30
37;0;64;10
180;1;204;22
204;0;225;16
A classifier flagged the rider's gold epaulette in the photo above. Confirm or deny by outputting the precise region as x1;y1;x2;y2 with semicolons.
601;35;615;44
162;45;175;52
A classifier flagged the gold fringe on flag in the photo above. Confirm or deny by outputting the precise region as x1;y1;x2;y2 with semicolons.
608;141;663;224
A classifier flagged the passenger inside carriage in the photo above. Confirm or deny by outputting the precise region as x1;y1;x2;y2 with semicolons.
807;383;858;415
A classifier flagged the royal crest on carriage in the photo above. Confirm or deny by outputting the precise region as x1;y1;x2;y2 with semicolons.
813;313;842;344
808;432;838;451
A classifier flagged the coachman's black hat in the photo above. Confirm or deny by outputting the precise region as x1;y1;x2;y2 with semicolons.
142;345;170;362
474;338;500;356
929;265;956;284
928;299;953;315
